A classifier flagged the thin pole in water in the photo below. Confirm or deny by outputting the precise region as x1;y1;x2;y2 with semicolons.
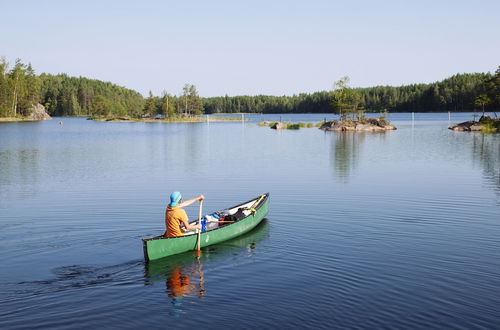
448;111;451;121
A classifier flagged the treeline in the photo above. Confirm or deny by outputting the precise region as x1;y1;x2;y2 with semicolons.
39;74;144;117
204;92;332;114
358;72;497;112
39;78;204;119
0;57;144;118
0;57;206;119
205;69;499;114
1;56;498;119
141;84;203;119
0;58;41;117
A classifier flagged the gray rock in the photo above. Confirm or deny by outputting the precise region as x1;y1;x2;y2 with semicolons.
27;104;51;121
270;122;287;130
355;124;375;131
320;119;396;132
449;121;475;131
470;125;484;131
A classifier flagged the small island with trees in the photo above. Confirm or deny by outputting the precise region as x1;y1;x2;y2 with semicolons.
449;114;499;133
319;76;396;132
261;76;397;131
448;72;500;133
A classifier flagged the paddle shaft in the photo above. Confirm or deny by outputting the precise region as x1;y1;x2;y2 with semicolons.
196;200;203;251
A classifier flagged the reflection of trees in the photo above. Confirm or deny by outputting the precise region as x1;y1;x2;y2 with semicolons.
185;123;205;168
144;220;269;315
330;132;366;182
184;123;203;170
152;123;205;172
471;134;500;199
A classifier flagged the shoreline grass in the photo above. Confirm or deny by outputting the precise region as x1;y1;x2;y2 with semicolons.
258;121;322;129
91;115;246;123
0;117;41;122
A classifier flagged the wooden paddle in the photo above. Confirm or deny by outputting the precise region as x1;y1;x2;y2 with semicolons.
248;194;266;212
196;199;203;254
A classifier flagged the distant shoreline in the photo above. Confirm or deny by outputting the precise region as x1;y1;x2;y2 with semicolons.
1;111;498;124
90;116;245;123
0;117;41;123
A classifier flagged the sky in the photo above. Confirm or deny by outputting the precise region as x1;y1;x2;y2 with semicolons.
1;0;499;97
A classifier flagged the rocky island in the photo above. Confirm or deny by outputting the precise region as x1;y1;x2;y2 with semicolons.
319;118;396;132
259;117;396;131
448;115;499;133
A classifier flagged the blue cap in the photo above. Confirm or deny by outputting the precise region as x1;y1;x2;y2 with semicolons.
169;191;182;207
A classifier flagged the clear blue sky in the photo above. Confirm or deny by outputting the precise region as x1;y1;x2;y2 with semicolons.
1;0;499;97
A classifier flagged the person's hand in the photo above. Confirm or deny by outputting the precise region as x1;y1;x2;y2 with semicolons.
199;194;205;201
196;224;202;230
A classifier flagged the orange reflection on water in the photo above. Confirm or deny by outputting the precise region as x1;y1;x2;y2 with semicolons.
166;258;205;301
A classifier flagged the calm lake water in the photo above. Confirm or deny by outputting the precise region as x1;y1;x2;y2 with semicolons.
1;113;499;329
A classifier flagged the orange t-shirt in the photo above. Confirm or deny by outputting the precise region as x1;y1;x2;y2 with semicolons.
164;206;188;237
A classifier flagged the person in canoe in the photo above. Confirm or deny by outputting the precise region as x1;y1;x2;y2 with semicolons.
164;191;204;237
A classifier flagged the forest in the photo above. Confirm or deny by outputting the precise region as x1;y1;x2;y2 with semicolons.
204;70;499;114
0;56;498;119
0;58;144;118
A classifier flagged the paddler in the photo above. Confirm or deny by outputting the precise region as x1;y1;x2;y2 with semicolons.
164;192;204;237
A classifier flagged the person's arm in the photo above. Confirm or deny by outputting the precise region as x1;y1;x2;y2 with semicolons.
178;194;204;208
178;209;201;231
182;218;201;231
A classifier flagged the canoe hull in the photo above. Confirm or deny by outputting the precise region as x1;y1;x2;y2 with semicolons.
143;193;269;261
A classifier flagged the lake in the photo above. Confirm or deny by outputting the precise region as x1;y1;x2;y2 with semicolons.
1;113;499;329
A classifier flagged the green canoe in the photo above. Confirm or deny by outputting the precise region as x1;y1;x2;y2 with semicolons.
142;193;270;261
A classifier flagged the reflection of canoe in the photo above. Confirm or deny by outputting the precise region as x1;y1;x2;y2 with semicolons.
142;193;270;261
145;219;270;280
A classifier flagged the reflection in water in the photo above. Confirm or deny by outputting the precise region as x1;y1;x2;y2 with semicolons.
0;149;40;205
471;134;500;199
145;220;269;315
330;132;366;182
167;258;205;315
184;124;203;170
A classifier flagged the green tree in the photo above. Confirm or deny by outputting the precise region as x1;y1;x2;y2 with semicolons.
0;57;9;116
161;91;177;118
487;66;500;116
92;95;110;117
143;91;157;118
8;59;27;116
181;83;203;116
475;94;490;116
182;84;190;116
331;76;362;120
22;64;41;115
188;84;203;115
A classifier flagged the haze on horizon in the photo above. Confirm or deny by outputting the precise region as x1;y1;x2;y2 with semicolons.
1;0;499;97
